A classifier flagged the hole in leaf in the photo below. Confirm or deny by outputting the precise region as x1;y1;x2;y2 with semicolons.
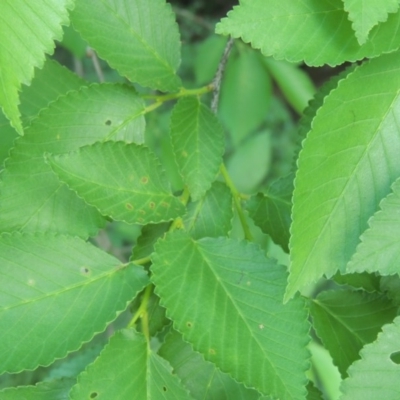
105;120;112;126
162;386;167;392
390;351;400;364
90;392;98;399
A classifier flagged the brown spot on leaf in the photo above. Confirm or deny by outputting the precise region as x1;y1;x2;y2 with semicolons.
149;202;155;209
105;119;112;126
141;176;149;184
126;203;134;210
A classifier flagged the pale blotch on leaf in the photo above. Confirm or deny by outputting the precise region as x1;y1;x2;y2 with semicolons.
149;202;155;209
209;348;216;355
141;176;149;184
56;134;61;140
28;278;35;286
186;321;193;328
80;266;91;275
161;202;169;208
181;150;188;158
126;203;134;210
139;210;146;215
259;324;265;330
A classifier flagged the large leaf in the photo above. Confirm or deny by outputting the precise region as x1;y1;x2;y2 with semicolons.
0;0;73;134
348;176;400;275
343;0;400;45
159;329;263;400
216;0;400;67
183;181;233;239
0;233;148;373
71;0;181;92
0;84;145;237
170;97;224;201
340;316;400;399
0;379;74;400
151;232;310;400
132;223;170;261
246;173;293;252
286;51;400;300
310;290;397;377
69;329;192;399
47;142;185;225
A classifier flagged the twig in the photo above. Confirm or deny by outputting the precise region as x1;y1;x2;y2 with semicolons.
211;37;234;113
86;47;105;83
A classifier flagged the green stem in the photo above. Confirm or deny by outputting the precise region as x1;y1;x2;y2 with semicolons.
220;163;253;241
128;284;153;337
142;84;213;101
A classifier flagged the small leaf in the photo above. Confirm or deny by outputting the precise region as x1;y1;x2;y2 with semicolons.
343;0;400;45
340;316;400;400
170;97;224;201
0;0;73;133
0;84;145;237
216;0;400;67
48;142;185;225
71;0;181;92
151;232;310;400
306;381;324;400
183;181;233;240
310;290;397;377
69;329;192;399
287;51;400;300
247;173;293;252
0;233;148;373
159;329;262;400
0;378;74;400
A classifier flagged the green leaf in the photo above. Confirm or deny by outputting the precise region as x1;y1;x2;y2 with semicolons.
219;46;271;145
170;97;224;201
310;290;397;377
0;0;73;134
247;173;293;252
48;142;185;225
151;232;310;400
333;272;381;293
216;0;400;67
132;223;170;261
71;0;181;92
287;51;400;300
159;329;263;400
69;329;192;399
0;378;74;400
0;84;145;237
306;382;324;400
0;233;148;373
343;0;400;45
183;181;233;240
348;177;400;275
340;316;400;399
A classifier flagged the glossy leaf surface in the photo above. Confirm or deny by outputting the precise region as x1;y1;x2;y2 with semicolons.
151;232;310;400
170;97;224;201
70;329;191;399
0;0;73;133
48;142;185;225
216;0;400;67
287;51;400;300
72;0;181;91
0;234;148;373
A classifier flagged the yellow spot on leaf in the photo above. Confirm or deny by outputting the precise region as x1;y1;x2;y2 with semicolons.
141;176;149;184
28;279;35;286
149;202;155;209
126;203;134;210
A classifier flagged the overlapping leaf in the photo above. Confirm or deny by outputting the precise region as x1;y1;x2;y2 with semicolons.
247;173;293;252
340;316;400;399
310;290;397;377
183;181;233;239
47;142;185;224
71;0;181;92
287;51;400;300
343;0;399;45
0;233;148;373
216;0;400;66
170;97;224;200
69;329;192;399
151;232;310;400
0;0;73;134
132;223;170;261
0;84;145;237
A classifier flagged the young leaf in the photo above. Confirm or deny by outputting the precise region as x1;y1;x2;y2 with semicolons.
340;316;400;399
0;378;74;400
246;173;294;252
348;176;400;275
151;232;310;400
0;0;73;134
216;0;400;67
71;0;181;92
0;233;148;373
310;290;397;377
159;329;262;400
0;84;145;237
170;97;224;201
47;142;185;225
287;51;400;300
183;181;233;240
343;0;399;45
69;329;192;399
